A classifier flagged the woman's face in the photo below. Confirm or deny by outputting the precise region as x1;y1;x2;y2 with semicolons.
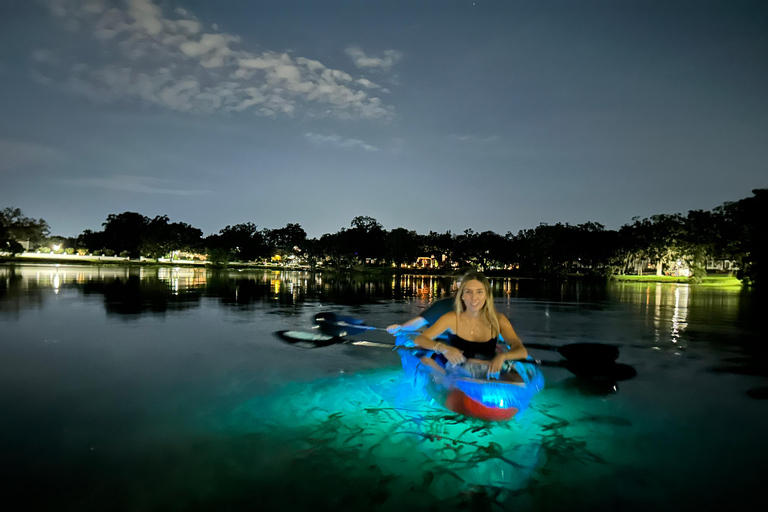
461;279;486;313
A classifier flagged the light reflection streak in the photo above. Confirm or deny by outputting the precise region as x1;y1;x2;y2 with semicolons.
156;267;208;293
671;284;689;348
636;283;690;350
654;285;662;345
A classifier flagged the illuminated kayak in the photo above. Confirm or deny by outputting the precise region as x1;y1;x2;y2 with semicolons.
396;338;544;421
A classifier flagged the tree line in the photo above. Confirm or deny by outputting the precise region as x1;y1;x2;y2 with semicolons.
2;188;766;283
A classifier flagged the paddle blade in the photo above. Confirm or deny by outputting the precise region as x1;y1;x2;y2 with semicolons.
274;330;342;348
526;358;637;381
558;342;619;363
563;361;637;381
525;342;619;363
314;312;370;336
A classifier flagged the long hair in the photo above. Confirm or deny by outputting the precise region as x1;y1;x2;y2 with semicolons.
454;270;500;337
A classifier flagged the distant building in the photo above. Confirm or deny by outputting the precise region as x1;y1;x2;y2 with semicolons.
707;259;738;273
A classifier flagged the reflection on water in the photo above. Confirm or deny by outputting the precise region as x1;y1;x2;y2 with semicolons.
0;265;464;315
670;284;689;346
1;264;766;511
608;281;759;359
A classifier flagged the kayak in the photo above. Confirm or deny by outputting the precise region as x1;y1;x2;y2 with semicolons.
275;329;545;421
395;337;544;421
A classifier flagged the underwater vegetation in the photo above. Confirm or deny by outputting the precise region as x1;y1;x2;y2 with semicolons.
222;368;637;511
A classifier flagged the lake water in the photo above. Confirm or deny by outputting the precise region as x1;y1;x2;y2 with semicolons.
1;264;766;511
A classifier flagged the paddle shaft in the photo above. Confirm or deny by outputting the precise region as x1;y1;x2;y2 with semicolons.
315;312;620;363
277;329;636;381
332;321;386;332
349;340;634;380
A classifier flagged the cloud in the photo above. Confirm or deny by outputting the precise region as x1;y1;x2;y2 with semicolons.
448;134;501;144
355;78;381;89
38;0;396;120
305;133;379;152
61;174;213;195
345;46;402;72
0;138;70;171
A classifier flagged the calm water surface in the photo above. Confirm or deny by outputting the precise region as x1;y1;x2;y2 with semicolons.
1;264;766;511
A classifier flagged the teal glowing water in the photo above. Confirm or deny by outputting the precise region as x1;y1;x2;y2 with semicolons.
223;367;645;510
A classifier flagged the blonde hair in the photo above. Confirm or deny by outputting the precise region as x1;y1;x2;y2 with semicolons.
454;270;500;337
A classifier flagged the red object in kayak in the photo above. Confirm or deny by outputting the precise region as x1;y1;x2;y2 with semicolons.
445;389;520;421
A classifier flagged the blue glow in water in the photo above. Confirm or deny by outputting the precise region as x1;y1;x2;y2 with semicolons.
230;368;541;497
223;366;646;508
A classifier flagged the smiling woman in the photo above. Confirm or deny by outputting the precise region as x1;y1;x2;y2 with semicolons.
405;270;540;420
415;270;528;377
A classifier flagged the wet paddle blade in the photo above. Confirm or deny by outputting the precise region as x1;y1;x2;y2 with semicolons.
518;359;637;381
561;360;637;381
275;330;399;350
274;330;342;348
314;312;373;336
525;342;619;363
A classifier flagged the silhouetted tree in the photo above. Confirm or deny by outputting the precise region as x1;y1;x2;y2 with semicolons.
76;229;106;253
268;223;307;263
463;230;507;271
514;224;568;276
141;215;203;259
100;212;149;257
299;238;324;269
206;223;268;262
452;229;477;268
719;188;768;283
8;190;766;284
619;214;688;276
1;207;50;251
320;229;354;268
573;222;617;275
385;228;421;268
348;216;385;264
423;231;455;268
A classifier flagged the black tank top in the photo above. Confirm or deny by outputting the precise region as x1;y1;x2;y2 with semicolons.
446;333;498;360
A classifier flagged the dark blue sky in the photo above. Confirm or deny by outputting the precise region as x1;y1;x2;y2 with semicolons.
1;0;766;238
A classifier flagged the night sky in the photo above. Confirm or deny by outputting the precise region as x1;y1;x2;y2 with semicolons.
1;0;766;239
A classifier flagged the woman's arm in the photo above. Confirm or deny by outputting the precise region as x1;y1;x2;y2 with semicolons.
488;314;528;374
386;316;428;334
387;297;454;333
414;312;466;364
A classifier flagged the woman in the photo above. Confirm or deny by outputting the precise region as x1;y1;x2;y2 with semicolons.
414;271;527;380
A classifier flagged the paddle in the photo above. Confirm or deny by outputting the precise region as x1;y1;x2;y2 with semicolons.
524;342;619;363
314;312;387;336
275;330;396;349
314;312;620;363
275;330;637;381
528;359;636;381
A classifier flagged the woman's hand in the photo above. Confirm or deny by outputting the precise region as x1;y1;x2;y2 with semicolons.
439;344;466;365
487;354;506;378
386;324;401;334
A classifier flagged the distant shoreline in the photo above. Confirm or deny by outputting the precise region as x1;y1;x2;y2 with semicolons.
0;255;743;286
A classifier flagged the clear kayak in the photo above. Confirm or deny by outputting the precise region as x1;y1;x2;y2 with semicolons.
396;337;545;421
